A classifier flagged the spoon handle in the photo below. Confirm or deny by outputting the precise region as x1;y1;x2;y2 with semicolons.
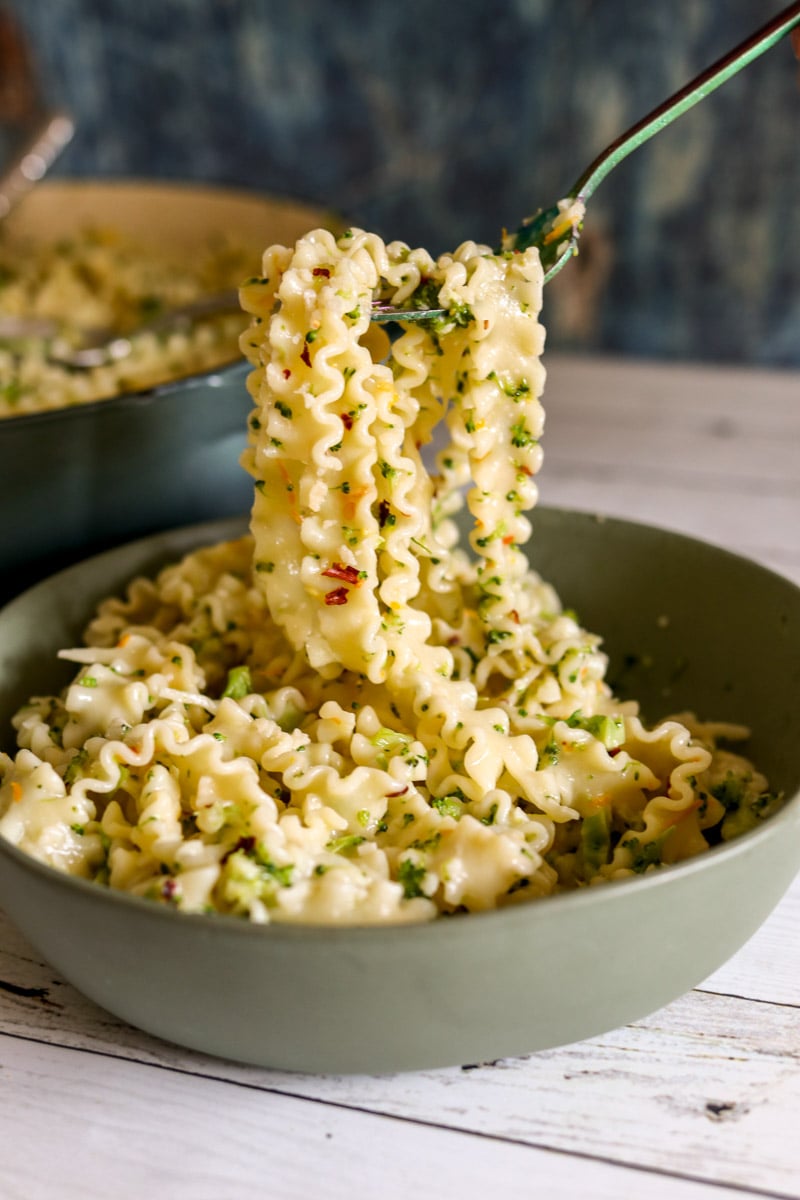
47;289;242;369
0;111;74;220
573;0;800;204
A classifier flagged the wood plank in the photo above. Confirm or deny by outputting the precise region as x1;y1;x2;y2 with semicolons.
0;903;799;1196
700;872;800;1006
539;471;800;576
541;355;800;578
545;356;800;427
0;1034;742;1200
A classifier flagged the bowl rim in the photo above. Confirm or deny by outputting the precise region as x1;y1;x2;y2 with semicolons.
1;506;799;942
0;176;336;427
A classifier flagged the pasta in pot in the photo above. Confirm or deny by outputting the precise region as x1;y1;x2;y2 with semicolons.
0;226;254;416
0;228;782;923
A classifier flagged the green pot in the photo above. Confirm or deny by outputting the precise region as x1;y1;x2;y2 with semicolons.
0;180;334;602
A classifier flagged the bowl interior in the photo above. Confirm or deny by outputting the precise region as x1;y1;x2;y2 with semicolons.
2;508;800;795
528;510;800;795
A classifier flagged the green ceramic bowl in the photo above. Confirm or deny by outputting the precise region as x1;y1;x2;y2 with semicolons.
0;180;334;603
0;509;798;1074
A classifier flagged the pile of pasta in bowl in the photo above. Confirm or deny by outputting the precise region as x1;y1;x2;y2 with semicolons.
0;228;781;924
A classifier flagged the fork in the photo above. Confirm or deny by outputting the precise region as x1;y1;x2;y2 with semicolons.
371;0;800;324
3;4;797;361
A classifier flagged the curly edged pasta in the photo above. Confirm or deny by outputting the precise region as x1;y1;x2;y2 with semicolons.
0;228;782;923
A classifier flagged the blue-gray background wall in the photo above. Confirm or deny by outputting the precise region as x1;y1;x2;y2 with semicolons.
11;0;800;366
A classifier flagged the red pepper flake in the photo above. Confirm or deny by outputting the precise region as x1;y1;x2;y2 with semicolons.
324;586;349;606
502;534;514;545
300;344;311;367
510;609;520;624
386;786;409;798
312;267;331;277
519;465;533;477
282;368;292;379
378;499;392;527
483;320;490;330
161;878;179;901
340;411;353;430
322;562;363;585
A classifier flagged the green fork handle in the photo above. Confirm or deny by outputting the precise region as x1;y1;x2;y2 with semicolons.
573;0;800;207
372;2;800;320
518;0;800;280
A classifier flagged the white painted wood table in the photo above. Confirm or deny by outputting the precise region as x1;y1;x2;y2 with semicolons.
1;355;799;1200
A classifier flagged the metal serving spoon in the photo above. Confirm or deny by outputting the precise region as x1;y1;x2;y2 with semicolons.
0;289;241;368
41;290;241;369
371;0;800;325
0;110;74;221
